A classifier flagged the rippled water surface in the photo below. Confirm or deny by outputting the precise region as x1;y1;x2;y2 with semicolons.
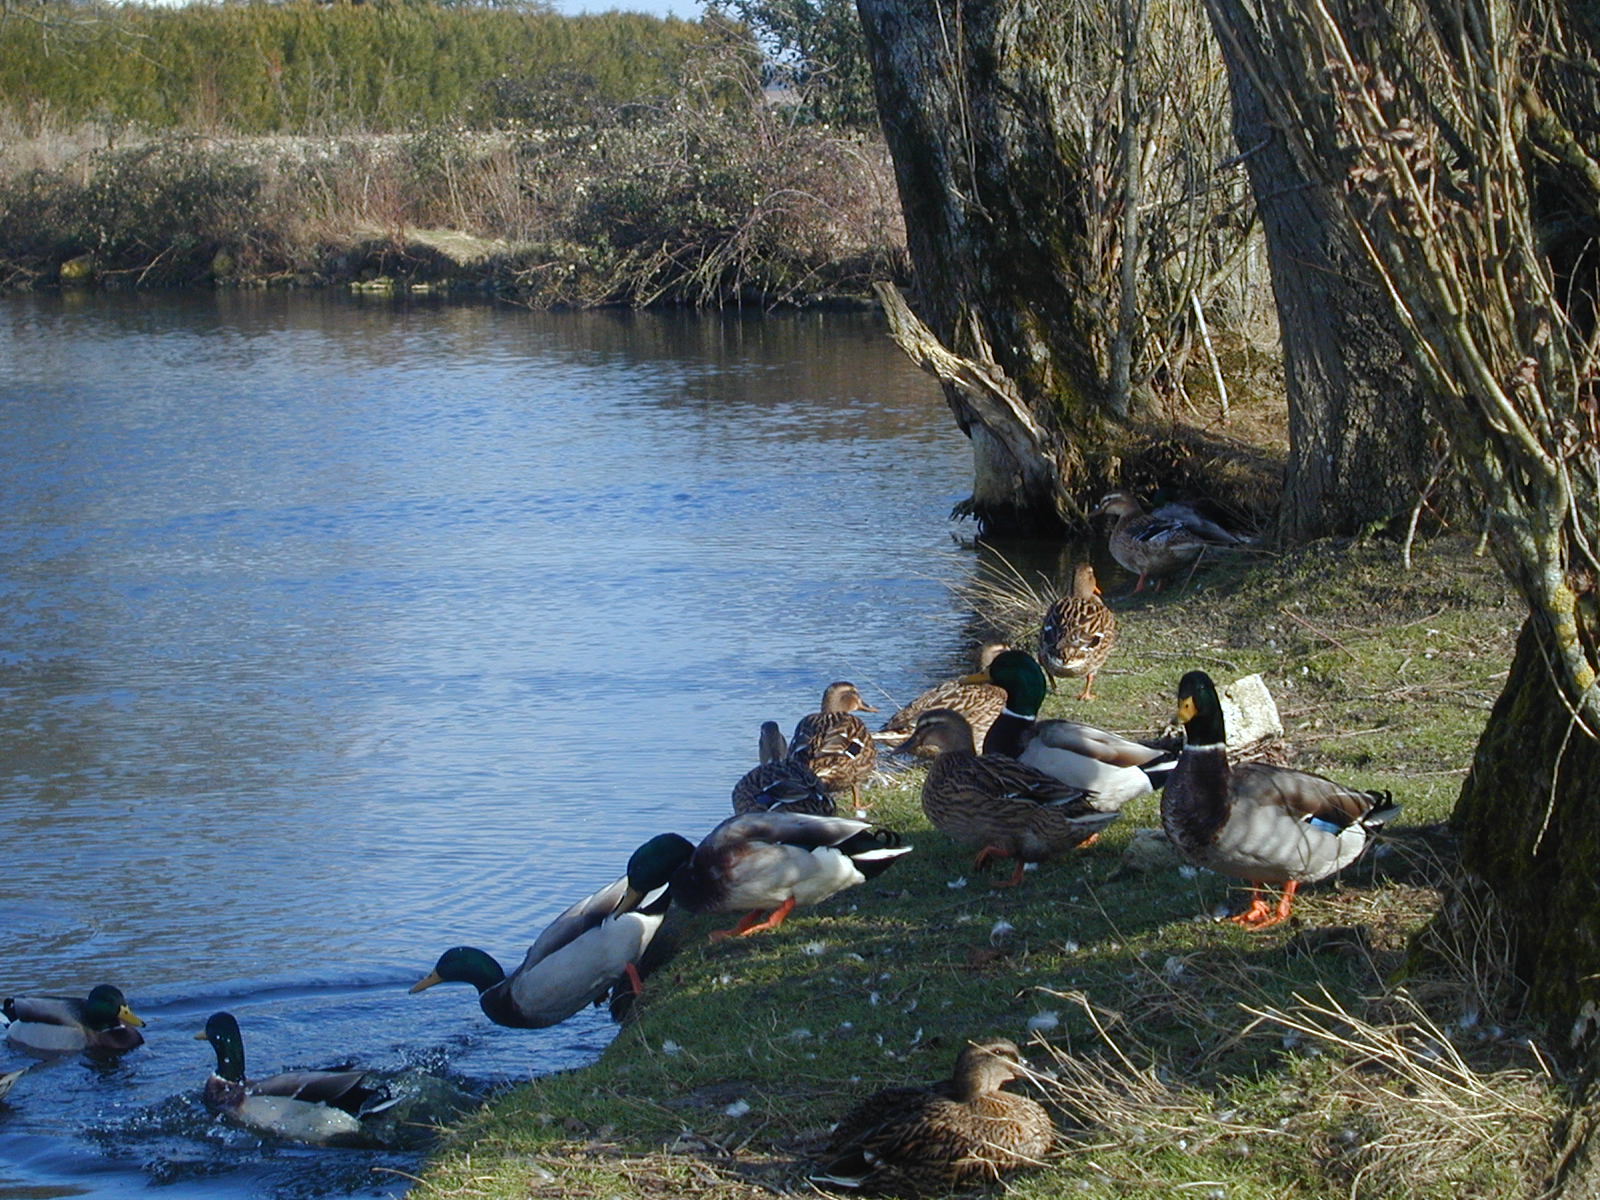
0;291;995;1197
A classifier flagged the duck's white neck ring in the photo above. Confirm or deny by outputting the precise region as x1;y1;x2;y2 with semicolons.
1001;707;1038;721
1182;741;1226;752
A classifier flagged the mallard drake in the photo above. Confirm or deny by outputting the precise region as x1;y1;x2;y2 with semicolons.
1092;491;1228;593
1039;564;1116;700
197;1011;393;1145
972;648;1177;808
670;811;912;939
2;985;145;1055
411;832;694;1027
810;1038;1052;1192
896;708;1119;887
790;682;879;808
1165;670;1401;928
879;643;1009;756
732;721;835;817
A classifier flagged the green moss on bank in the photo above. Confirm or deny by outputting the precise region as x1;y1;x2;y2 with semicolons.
415;535;1558;1200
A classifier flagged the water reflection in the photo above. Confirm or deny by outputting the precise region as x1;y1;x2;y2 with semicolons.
0;291;997;1198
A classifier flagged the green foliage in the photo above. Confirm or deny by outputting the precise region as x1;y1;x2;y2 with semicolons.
708;0;877;127
0;141;264;283
0;2;714;133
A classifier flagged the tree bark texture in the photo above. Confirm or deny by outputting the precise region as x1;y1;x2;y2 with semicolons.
856;0;1107;531
1205;0;1442;542
1452;617;1600;1028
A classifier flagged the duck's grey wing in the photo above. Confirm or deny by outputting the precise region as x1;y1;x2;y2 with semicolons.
521;874;631;966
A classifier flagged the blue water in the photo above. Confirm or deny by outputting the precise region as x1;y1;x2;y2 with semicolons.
0;291;986;1197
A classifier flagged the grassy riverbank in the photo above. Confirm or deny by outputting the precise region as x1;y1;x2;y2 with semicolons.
412;534;1562;1200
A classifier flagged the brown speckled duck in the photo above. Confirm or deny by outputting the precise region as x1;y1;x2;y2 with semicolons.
732;721;834;817
790;682;879;809
1165;670;1401;928
897;709;1119;887
880;643;1009;757
810;1038;1053;1192
1038;564;1116;700
1092;492;1226;593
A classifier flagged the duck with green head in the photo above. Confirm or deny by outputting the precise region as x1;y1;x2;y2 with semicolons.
970;649;1177;808
411;832;694;1027
1166;670;1401;928
197;1011;391;1145
3;984;146;1055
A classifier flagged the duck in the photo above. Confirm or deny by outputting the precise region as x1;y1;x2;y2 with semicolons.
197;1011;393;1145
879;643;1009;756
810;1038;1052;1192
971;648;1177;808
2;985;146;1055
410;832;694;1027
1039;564;1116;700
669;810;912;939
0;1066;26;1101
1165;669;1401;928
1091;491;1233;593
896;708;1119;887
790;682;879;809
732;721;835;817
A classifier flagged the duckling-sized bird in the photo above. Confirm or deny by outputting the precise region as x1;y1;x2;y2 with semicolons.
879;644;1009;756
732;721;835;817
897;709;1119;887
1039;564;1116;700
670;811;911;939
810;1038;1052;1192
1092;491;1231;593
1166;670;1401;929
197;1012;393;1146
411;832;694;1027
791;682;879;809
972;648;1177;809
2;985;146;1055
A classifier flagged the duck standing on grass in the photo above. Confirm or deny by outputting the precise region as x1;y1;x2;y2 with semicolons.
973;648;1178;808
410;832;694;1027
790;682;879;810
197;1012;394;1146
897;708;1119;887
3;985;146;1055
879;643;1010;755
1039;564;1116;700
732;720;834;817
1165;669;1401;929
810;1038;1053;1192
1092;491;1239;593
670;810;911;939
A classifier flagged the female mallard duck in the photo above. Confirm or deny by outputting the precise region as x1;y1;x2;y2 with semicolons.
972;648;1177;809
1166;670;1401;928
790;682;879;808
810;1038;1052;1192
732;721;835;817
1092;491;1230;593
1039;564;1116;700
197;1011;392;1145
3;985;145;1055
896;708;1119;887
411;832;694;1027
670;811;911;939
879;643;1009;757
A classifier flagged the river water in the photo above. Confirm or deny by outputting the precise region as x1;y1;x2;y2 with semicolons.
0;291;1007;1197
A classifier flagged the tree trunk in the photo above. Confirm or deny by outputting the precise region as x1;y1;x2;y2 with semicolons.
1452;616;1600;1029
855;0;1112;532
1204;0;1443;542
